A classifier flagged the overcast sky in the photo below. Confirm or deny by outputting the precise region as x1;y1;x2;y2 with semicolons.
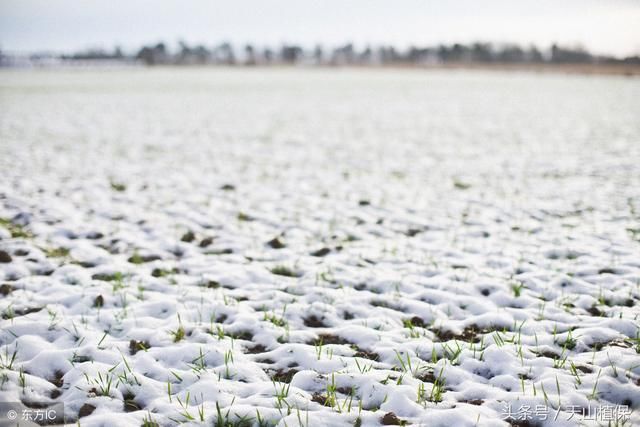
1;0;639;56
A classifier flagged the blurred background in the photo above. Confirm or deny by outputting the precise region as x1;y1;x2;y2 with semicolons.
1;0;639;73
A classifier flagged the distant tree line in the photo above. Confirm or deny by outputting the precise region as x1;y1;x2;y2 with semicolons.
5;41;640;67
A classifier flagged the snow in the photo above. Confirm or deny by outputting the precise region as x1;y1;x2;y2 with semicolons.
1;68;639;426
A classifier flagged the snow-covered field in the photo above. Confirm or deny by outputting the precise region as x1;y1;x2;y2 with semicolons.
1;68;639;427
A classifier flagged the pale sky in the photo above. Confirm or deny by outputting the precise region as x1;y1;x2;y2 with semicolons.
1;0;640;56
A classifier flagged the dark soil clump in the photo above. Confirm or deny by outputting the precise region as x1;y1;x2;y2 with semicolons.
586;306;603;316
93;295;104;308
433;325;490;343
310;334;351;345
181;231;196;243
381;412;405;425
49;371;65;388
199;237;214;247
353;348;380;361
270;368;298;383
78;403;96;418
129;339;150;355
310;247;331;257
245;344;268;354
304;315;327;328
267;237;286;249
123;391;141;412
0;250;12;263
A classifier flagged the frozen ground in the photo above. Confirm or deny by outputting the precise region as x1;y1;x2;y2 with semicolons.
0;68;639;427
